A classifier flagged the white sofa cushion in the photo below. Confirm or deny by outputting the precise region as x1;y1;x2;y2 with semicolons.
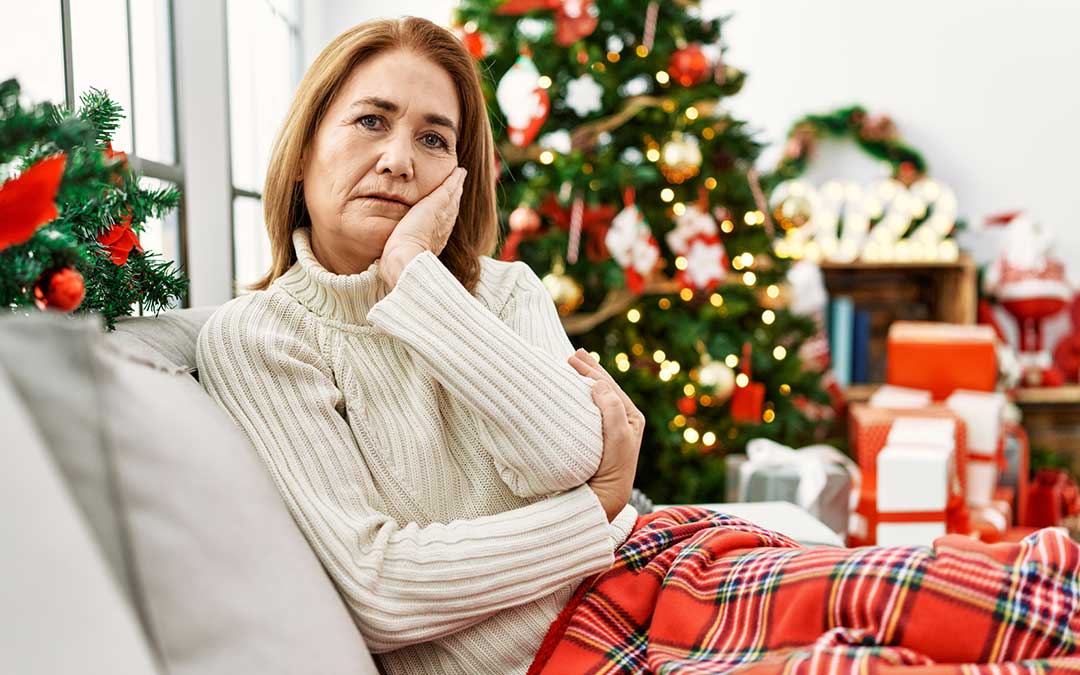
0;313;378;675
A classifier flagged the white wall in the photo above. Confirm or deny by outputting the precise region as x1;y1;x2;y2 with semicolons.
311;0;1080;275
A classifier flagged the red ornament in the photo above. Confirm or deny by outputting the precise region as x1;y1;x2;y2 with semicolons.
668;45;710;87
0;154;67;252
730;343;765;424
33;266;85;312
496;0;598;47
454;24;490;59
97;212;144;265
677;395;698;416
540;194;616;263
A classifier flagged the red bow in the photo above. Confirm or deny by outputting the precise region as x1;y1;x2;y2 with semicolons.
496;0;598;47
540;194;615;263
0;154;67;252
97;212;143;265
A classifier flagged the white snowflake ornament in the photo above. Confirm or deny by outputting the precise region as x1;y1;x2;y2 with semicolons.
565;73;603;117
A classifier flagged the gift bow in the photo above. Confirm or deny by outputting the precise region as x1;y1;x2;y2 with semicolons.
743;438;862;534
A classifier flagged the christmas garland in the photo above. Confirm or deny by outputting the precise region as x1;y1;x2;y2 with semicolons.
770;105;928;188
0;79;187;328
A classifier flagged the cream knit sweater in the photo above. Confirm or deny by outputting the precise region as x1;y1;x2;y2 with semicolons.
196;227;637;675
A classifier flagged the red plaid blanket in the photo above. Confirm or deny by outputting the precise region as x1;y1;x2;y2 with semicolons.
529;506;1080;675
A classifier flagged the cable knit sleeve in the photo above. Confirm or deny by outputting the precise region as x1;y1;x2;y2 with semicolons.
195;294;615;653
366;251;604;499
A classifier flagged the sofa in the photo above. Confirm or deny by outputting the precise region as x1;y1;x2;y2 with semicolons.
0;308;839;675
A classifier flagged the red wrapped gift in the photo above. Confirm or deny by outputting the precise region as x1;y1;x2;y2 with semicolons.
848;403;970;546
1024;468;1080;528
886;322;997;401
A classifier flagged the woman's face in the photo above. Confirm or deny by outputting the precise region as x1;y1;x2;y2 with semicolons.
302;49;460;271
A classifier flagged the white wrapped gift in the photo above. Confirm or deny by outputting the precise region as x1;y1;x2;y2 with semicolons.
876;418;957;547
946;389;1007;507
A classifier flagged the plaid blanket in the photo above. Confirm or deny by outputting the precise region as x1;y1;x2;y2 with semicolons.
528;506;1080;675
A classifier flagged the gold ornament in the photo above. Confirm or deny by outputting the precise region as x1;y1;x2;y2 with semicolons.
772;194;813;232
697;358;735;403
658;131;702;183
542;257;585;316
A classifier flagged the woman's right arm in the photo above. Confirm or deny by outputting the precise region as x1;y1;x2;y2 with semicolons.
195;296;616;653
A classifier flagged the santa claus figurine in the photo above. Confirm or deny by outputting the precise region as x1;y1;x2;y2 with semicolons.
982;211;1072;386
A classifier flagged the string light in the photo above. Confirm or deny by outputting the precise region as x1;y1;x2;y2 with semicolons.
646;148;661;162
592;62;606;73
743;211;756;225
539;150;554;164
675;256;688;270
739;252;754;267
709;293;723;307
704;177;717;190
736;373;749;387
700;394;713;406
679;288;693;301
632;343;645;355
658;298;671;309
673;414;686;427
773;345;787;359
763;410;776;423
702;431;717;446
537;75;552;89
636;45;649;57
655;71;670;84
589;351;601;362
672;202;686;216
720;219;734;233
702;127;715;140
683;428;700;443
762;309;775;325
653;349;666;363
659;370;673;381
661;99;676;113
607;51;620;62
766;284;780;298
742;271;757;286
732;257;745;271
685;106;699;120
660;188;674;202
627;308;641;323
684;384;696;396
669;361;681;374
780;383;791;395
725;354;739;368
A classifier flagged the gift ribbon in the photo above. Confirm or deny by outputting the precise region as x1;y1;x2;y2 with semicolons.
742;438;862;535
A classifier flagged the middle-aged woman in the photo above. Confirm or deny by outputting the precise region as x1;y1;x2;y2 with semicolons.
197;15;1080;675
197;16;642;675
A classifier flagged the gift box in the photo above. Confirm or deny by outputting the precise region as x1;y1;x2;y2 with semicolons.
724;440;856;537
945;390;1007;508
1025;469;1080;528
886;322;997;400
970;487;1014;543
848;403;969;546
875;418;959;546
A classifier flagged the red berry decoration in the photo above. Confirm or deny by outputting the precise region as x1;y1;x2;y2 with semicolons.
668;45;710;87
33;266;85;312
677;395;698;416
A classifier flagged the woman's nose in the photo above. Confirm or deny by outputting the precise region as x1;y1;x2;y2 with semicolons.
374;133;414;180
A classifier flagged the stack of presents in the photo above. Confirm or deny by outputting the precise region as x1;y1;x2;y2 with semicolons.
727;321;1080;547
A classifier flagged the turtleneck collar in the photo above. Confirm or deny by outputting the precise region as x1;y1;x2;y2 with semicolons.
274;227;389;324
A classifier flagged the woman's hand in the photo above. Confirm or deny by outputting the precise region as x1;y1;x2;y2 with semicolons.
379;167;466;288
568;348;644;522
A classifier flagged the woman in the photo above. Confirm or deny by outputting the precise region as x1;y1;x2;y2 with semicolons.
199;15;1080;675
197;16;641;675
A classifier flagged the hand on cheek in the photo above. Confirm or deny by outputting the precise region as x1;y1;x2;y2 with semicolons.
379;167;467;288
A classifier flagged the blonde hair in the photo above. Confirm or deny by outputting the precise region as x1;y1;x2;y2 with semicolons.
251;17;498;293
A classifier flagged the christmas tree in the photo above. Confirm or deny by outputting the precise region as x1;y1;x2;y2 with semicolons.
454;0;834;502
0;79;187;328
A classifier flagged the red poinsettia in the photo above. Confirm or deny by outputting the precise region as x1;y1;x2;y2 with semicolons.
97;212;143;265
0;154;67;252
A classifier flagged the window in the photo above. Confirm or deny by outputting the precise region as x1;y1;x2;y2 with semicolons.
0;0;185;309
227;0;302;292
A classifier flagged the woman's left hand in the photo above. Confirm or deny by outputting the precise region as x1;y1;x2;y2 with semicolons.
379;167;466;288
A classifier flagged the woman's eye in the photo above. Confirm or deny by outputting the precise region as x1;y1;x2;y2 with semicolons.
421;132;449;150
356;114;383;130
